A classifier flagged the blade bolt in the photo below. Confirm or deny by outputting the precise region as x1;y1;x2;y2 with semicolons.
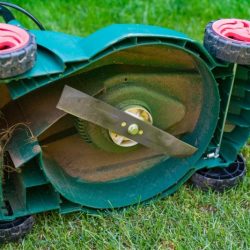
128;124;139;135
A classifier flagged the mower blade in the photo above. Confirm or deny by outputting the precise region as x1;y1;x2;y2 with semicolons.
57;85;197;157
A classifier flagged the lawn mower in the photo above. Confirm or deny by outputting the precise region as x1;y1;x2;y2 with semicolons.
0;2;248;243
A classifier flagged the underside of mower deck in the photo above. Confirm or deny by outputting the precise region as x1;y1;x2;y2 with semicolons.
0;2;249;242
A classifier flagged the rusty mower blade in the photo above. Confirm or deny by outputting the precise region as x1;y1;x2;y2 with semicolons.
56;85;197;157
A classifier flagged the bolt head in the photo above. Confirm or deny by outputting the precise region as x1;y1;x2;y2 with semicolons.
128;124;139;135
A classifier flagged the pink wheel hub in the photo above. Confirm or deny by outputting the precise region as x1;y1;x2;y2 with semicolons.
213;19;250;43
0;23;29;53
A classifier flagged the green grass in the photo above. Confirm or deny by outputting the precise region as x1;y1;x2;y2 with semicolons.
2;0;250;249
8;0;250;41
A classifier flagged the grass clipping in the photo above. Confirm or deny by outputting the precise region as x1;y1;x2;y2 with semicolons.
0;118;36;177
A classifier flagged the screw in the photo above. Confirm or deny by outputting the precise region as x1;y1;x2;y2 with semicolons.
33;145;41;153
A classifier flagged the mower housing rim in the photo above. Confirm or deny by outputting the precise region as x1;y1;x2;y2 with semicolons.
39;43;220;209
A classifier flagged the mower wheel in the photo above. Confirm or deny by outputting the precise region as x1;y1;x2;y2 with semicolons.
0;215;34;244
204;19;250;64
191;154;247;192
0;23;37;79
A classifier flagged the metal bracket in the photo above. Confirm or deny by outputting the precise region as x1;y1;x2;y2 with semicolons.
57;85;197;157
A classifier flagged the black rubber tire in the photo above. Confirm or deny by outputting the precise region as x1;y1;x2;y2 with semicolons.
0;215;34;244
0;31;36;79
204;20;250;65
191;154;247;192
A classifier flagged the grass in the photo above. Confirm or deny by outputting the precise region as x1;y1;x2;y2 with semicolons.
7;0;250;41
2;0;250;249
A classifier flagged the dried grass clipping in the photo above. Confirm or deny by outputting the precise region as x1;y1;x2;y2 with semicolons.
0;117;36;177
